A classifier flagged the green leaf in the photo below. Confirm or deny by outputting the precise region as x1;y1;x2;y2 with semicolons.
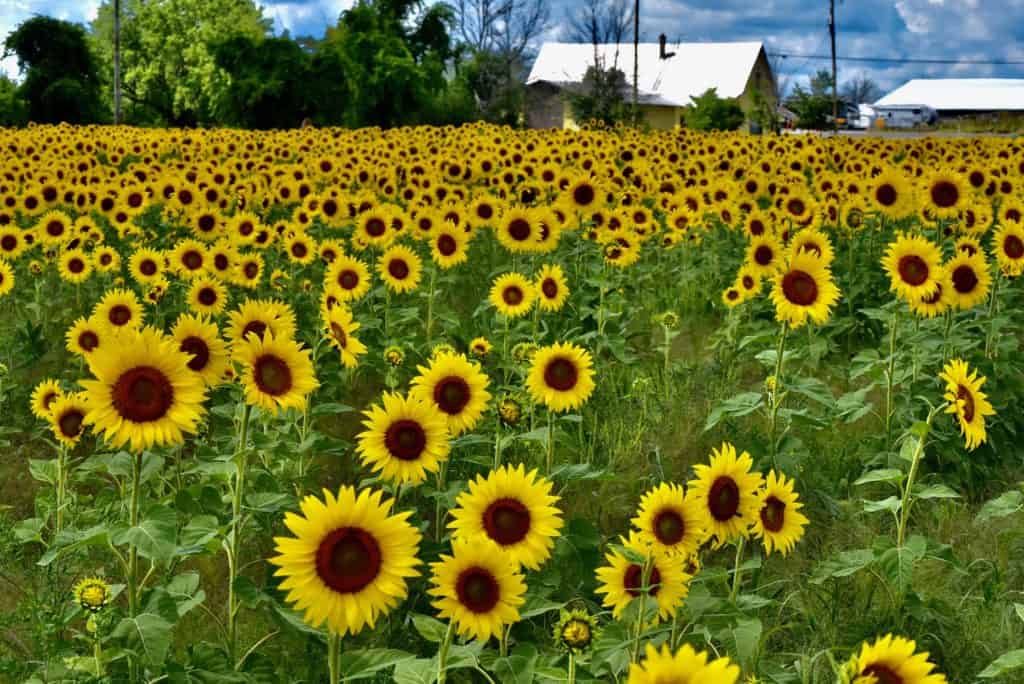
704;391;764;431
392;657;436;684
975;490;1024;523
338;649;415;681
863;496;901;514
978;649;1024;678
854;469;904;486
810;549;874;584
125;505;177;562
731;617;762;671
490;643;538;684
1015;604;1024;624
38;525;110;566
111;613;173;667
518;594;565;620
28;458;59;485
912;484;960;500
877;535;926;592
410;613;448;643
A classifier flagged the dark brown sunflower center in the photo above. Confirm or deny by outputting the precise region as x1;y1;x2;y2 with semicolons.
573;184;595;206
180;336;211;372
875;184;897;207
99;253;112;266
786;198;806;216
749;219;765;236
59;409;84;438
68;258;85;273
46;220;65;237
437;234;457;256
969;171;985;187
544;357;578;391
198;287;218;306
502;285;524;306
541;278;558;299
861;664;903;684
760;496;786;532
384;419;427;461
508;218;531;241
243;262;259;279
198;214;216;232
291;242;308;258
957;385;976;422
898;255;929;286
623;564;661;597
329;322;348;348
78;331;99;351
108;305;132;326
366;217;387;237
254;355;293;396
42;392;58;410
951;264;979;294
214;254;230;271
241;320;267;341
388;259;410;280
182;251;202;270
139;259;157;276
111;366;174;423
754;245;773;266
653;509;686;545
1004;235;1024;260
930;180;959;208
477;204;493;219
742;275;755;290
708;476;741;521
315;527;382;594
483;498;531;545
0;235;16;251
434;376;470;414
456;567;501;613
338;270;359;290
782;270;818;306
239;221;254;236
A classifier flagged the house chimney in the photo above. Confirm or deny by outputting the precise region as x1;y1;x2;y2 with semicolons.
659;34;675;59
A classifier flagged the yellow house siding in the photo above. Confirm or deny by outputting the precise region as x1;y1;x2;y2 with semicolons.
563;101;680;130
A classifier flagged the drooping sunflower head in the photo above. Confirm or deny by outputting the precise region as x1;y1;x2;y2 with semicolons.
770;250;841;328
323;306;367;369
881;232;943;303
410;351;492;436
489;272;536;318
31;378;64;420
939;359;995;451
535;263;570;312
428;535;526;642
627;643;740;684
378;243;423;294
526;341;596;413
449;463;563;570
357;392;451;485
498;396;523;427
631;482;707;558
751;470;809;556
688;442;764;543
73;578;112;613
49;392;90;447
594;530;690;622
171;313;229;387
845;634;948;684
270;486;422;636
80;326;208;453
93;288;144;333
235;333;319;415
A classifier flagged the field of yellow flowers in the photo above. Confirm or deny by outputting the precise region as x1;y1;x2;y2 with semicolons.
0;122;1022;683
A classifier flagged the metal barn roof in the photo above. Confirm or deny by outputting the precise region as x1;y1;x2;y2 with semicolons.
527;41;766;107
874;79;1024;111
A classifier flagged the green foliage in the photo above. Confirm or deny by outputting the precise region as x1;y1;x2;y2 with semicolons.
565;62;631;127
787;69;835;129
0;75;27;126
685;88;745;131
3;16;105;123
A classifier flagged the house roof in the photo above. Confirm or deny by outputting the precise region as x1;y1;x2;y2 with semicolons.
875;79;1024;111
526;41;767;108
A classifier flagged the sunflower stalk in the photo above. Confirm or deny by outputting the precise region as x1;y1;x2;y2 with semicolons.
630;557;654;664
126;449;143;683
728;536;746;604
896;403;944;550
425;264;437;349
226;403;252;668
437;620;455;684
545;411;554;475
767;322;789;469
327;631;341;684
567;652;577;684
884;309;900;452
55;445;68;537
984;272;1001;359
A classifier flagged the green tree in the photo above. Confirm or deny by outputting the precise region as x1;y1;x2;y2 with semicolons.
92;0;271;125
3;17;105;124
565;62;630;127
685;88;745;131
0;76;28;126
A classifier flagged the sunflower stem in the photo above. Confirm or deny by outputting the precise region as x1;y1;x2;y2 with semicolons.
501;313;511;385
896;404;942;550
425;264;437;349
493;419;502;470
884;309;900;452
327;631;341;684
434;461;448;543
729;537;746;604
227;403;252;669
567;652;577;684
768;322;789;470
126;450;142;683
545;411;554;476
55;445;68;538
437;621;455;684
630;558;653;664
499;624;511;657
984;272;1001;359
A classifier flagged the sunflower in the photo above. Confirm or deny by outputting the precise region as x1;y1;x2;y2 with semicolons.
73;577;113;613
922;170;966;218
323;306;367;369
594;531;690;621
38;210;72;245
789;228;835;265
188;276;229;316
234;252;264;288
269;486;422;636
992;222;1024;276
31;378;64;419
722;285;744;308
628;643;740;684
469;337;493;360
526;341;596;413
59;248;92;284
944;252;992;310
770;251;841;328
357;392;451;485
325;254;371;302
736;264;763;298
226;298;297;346
66;317;106;357
0;259;13;298
93;288;144;333
285;232;317;265
171;314;229;387
170;239;208;278
940;359;995;451
566;176;600;211
497;208;539;253
881;233;943;302
235;333;319;415
80;327;208;453
128;248;165;286
94;246;121;273
428;535;526;642
535;263;570;312
908;270;953;318
687;442;764;543
378;243;423;294
489;272;536;318
751;471;808;556
410;351;491;436
869;170;914;218
845;634;948;684
631;482;707;558
208;241;237;278
430;223;469;269
49;393;90;447
357;207;394;247
449;464;563;570
0;226;27;260
745;233;784;276
553;609;600;654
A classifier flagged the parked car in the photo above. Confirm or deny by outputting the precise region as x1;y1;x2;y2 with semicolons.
868;104;938;128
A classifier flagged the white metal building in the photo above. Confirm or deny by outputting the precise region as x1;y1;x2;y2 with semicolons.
875;79;1024;117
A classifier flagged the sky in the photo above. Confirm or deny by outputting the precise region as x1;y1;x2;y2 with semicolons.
3;0;1024;97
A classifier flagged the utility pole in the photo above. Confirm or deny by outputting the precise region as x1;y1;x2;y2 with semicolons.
632;0;639;124
114;0;122;125
829;0;837;133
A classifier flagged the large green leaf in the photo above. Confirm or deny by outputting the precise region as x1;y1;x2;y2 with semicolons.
978;649;1024;678
111;613;173;667
338;648;415;681
123;504;178;562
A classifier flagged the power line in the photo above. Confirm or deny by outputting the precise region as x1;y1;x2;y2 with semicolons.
768;52;1024;66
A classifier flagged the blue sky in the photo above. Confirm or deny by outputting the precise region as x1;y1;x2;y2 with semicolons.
4;0;1024;96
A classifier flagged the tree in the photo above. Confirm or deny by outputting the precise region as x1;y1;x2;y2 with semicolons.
0;76;27;126
564;0;633;46
92;0;271;125
685;88;745;131
842;72;882;104
565;63;630;127
785;69;835;129
3;17;105;124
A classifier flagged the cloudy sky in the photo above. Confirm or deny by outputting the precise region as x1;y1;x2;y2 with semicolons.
3;0;1024;96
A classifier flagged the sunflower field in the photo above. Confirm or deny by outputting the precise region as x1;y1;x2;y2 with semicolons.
0;122;1023;684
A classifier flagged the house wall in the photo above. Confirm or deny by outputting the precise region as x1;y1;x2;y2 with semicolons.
738;47;778;130
562;101;680;130
525;82;565;129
